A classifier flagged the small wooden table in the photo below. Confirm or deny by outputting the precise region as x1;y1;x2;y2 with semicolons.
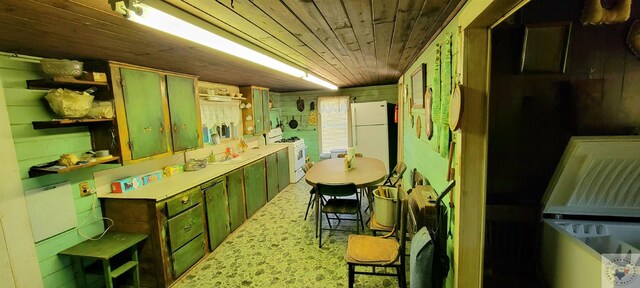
58;232;148;288
305;157;387;231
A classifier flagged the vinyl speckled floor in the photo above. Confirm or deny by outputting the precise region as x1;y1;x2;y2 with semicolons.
173;180;407;288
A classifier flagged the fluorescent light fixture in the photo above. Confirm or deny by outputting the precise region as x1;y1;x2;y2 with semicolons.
124;3;338;90
303;74;338;90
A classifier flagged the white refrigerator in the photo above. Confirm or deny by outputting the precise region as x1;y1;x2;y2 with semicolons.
351;101;390;172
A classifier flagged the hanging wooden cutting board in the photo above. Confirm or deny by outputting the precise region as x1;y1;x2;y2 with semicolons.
416;115;422;138
424;87;433;139
449;84;463;131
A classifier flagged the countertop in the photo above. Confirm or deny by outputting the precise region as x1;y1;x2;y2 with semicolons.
98;144;289;201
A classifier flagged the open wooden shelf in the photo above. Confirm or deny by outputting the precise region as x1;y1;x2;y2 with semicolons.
27;78;109;90
32;118;114;129
198;94;246;101
29;156;120;177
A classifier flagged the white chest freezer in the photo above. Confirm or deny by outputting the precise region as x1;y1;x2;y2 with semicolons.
540;136;640;288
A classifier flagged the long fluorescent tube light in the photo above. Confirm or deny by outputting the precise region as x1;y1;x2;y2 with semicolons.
124;3;338;90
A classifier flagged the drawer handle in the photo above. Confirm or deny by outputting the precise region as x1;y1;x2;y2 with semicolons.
184;224;192;232
181;196;190;204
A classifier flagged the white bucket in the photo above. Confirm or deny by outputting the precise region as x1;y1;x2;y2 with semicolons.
373;186;398;227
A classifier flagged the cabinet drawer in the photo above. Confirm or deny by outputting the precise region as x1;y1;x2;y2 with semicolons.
167;204;203;252
171;233;205;277
166;187;202;217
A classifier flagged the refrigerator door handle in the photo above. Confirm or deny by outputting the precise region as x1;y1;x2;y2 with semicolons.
352;107;357;146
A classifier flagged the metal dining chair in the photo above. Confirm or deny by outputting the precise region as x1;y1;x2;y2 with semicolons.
317;183;364;248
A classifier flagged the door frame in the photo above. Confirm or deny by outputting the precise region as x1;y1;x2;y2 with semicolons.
455;1;529;287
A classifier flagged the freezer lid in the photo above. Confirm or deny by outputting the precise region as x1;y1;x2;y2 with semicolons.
542;136;640;218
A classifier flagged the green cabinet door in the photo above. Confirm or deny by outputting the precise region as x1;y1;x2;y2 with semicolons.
204;179;230;251
277;148;290;192
166;75;200;151
262;89;270;129
120;68;168;159
252;89;263;134
244;160;266;218
266;153;278;201
227;169;245;232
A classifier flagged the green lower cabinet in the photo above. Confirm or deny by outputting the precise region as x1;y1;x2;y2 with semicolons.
244;160;267;218
204;179;230;251
171;234;205;277
266;153;279;201
277;148;290;192
227;169;245;232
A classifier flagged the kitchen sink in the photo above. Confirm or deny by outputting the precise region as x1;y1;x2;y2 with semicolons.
215;153;260;165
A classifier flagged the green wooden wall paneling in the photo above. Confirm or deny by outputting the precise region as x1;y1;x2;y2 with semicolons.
400;17;460;288
14;135;91;160
10;124;89;140
270;84;398;161
1;54;108;288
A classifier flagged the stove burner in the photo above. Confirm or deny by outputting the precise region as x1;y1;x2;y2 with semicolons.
275;137;301;143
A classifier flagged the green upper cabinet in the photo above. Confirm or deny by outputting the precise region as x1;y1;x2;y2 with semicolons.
227;169;245;232
253;88;264;134
244;159;267;218
261;89;270;129
120;68;169;160
110;62;201;164
265;153;278;201
277;148;290;192
166;75;201;151
240;86;269;136
204;179;230;251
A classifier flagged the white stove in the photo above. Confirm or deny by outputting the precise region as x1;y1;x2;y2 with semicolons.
268;129;306;183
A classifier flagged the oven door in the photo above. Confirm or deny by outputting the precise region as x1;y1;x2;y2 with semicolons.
295;146;306;169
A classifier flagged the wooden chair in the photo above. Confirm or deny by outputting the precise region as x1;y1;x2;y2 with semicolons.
317;183;364;248
382;161;407;187
345;187;408;288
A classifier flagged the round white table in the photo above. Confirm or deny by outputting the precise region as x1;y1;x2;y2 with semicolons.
305;157;387;188
305;157;387;231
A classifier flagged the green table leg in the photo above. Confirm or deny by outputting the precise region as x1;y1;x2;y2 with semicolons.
131;246;141;288
72;258;87;288
102;259;113;288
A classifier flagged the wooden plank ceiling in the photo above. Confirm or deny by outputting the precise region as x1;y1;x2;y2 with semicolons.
0;0;463;92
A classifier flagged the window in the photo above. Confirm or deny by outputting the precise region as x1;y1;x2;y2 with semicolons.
318;96;350;153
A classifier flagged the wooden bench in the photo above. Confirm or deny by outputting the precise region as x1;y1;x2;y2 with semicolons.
58;232;148;288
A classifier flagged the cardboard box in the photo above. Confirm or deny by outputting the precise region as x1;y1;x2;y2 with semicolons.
111;176;143;193
141;170;163;185
80;71;107;82
163;164;184;177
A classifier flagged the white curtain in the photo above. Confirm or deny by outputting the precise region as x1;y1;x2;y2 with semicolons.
200;100;241;128
319;96;350;153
